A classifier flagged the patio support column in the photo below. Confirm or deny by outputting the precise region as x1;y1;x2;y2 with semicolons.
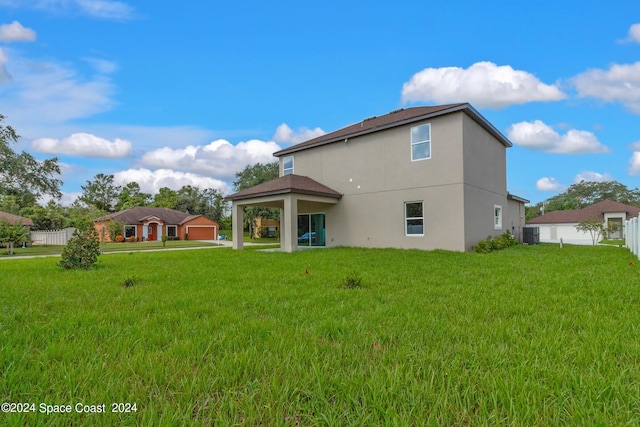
232;203;244;250
279;207;285;251
283;194;298;253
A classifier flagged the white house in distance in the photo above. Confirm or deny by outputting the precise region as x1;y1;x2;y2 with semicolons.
526;200;640;245
226;103;528;252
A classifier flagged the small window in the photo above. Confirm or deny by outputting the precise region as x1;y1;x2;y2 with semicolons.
283;156;294;175
494;205;502;230
405;201;424;236
167;225;177;238
124;225;136;238
411;123;431;161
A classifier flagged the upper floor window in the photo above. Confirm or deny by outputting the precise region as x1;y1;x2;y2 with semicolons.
411;123;431;161
283;156;294;175
494;205;502;230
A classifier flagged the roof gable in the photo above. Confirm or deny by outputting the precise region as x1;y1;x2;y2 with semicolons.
273;103;512;157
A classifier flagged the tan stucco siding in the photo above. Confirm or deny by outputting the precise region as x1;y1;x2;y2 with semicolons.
460;114;510;250
283;112;466;196
323;184;466;251
506;198;526;243
278;110;513;252
462;185;508;250
462;114;507;195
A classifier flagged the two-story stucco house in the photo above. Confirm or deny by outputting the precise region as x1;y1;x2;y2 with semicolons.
226;103;528;252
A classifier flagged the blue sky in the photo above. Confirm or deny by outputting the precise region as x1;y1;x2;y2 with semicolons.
1;1;639;205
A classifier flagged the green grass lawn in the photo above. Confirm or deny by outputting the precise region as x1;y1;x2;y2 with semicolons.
1;244;640;425
0;240;221;258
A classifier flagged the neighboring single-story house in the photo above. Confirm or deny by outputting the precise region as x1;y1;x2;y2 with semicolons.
526;200;640;244
226;103;528;252
94;207;219;241
0;211;33;227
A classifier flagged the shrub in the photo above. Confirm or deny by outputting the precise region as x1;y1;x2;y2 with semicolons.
115;235;124;243
58;227;101;270
127;236;136;243
341;272;363;289
106;219;124;242
472;238;493;254
473;231;517;253
122;276;137;287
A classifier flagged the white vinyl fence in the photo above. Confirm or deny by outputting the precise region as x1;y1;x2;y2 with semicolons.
626;218;639;259
30;228;76;246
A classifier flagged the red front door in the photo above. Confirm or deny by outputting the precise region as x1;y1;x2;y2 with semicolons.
148;223;157;241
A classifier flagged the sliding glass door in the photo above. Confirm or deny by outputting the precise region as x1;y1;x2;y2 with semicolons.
297;213;325;247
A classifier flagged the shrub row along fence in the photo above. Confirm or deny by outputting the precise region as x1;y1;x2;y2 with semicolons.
626;218;639;259
30;228;76;246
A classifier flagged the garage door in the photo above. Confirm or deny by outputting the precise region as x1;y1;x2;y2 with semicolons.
186;226;216;240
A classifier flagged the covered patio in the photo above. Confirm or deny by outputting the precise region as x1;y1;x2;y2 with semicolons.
225;175;342;252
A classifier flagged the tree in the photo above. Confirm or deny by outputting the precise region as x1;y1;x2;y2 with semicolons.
0;115;62;203
106;219;124;241
233;162;279;235
0;219;29;255
24;200;67;230
575;219;619;246
152;187;179;208
58;225;101;270
173;185;226;222
78;173;122;213
116;182;151;211
233;161;279;190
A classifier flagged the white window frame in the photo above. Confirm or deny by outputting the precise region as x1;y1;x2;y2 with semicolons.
124;225;136;238
411;123;431;162
283;156;294;176
405;201;424;236
166;225;177;238
494;205;503;230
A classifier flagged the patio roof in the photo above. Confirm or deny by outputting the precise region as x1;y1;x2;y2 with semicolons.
225;174;342;202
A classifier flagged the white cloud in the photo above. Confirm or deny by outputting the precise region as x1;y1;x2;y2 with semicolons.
76;0;134;20
536;177;563;192
625;23;640;43
0;21;36;42
507;120;610;154
273;123;325;144
574;171;613;182
629;152;640;176
0;47;10;82
0;55;115;124
572;62;640;114
113;168;230;195
401;61;566;108
0;0;134;20
31;132;133;158
83;57;118;74
140;138;281;180
629;142;640;176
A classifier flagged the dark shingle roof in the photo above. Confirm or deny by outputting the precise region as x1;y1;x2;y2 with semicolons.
273;103;512;157
94;207;205;224
0;211;33;226
225;174;342;201
527;200;640;224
